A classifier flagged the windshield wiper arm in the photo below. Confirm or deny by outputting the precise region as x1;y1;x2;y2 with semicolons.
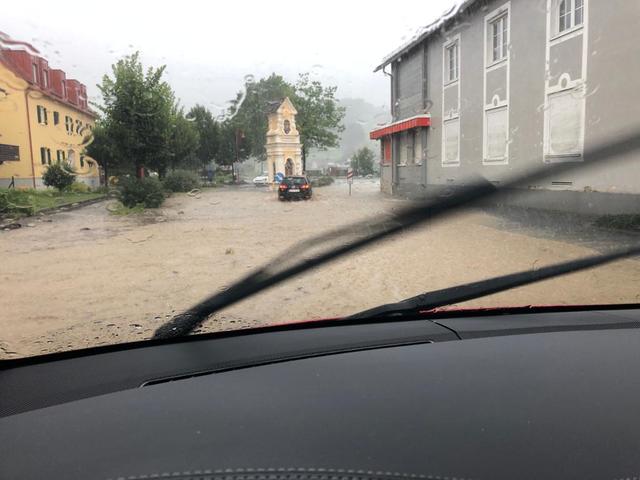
348;246;640;320
153;131;640;340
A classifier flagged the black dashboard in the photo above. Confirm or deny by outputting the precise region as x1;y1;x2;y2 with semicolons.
2;307;640;480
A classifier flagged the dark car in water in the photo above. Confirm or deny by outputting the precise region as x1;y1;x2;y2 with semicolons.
278;176;312;200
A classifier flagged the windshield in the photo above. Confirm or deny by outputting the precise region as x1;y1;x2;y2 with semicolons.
2;0;640;358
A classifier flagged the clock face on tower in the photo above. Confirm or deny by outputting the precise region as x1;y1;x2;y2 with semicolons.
283;119;291;134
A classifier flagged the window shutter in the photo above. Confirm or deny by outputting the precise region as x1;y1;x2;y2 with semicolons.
547;89;584;156
486;107;508;161
443;119;460;164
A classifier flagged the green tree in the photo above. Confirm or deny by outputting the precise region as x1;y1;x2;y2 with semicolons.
223;73;345;170
42;163;76;191
85;122;121;180
95;52;175;177
293;73;346;171
168;107;200;171
350;146;375;176
187;104;220;167
226;74;294;161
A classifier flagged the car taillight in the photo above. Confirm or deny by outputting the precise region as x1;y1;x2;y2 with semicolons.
279;184;287;190
301;184;309;189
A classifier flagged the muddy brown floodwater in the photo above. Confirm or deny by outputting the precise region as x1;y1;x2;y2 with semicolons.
2;179;640;358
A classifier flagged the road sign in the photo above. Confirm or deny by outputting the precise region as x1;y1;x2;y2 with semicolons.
347;168;354;196
275;172;284;183
347;168;354;183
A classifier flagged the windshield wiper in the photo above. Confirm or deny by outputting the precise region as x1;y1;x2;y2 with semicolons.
348;246;640;320
154;131;640;340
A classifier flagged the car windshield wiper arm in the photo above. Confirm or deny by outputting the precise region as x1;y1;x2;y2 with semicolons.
154;131;640;340
348;245;640;320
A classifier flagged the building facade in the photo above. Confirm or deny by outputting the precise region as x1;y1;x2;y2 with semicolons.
370;0;640;214
0;39;100;189
265;97;303;183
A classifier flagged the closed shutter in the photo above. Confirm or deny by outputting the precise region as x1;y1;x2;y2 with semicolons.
485;107;508;161
0;144;20;162
443;119;460;165
547;89;584;158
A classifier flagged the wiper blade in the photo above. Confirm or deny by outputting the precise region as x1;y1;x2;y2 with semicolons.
153;131;640;340
348;245;640;320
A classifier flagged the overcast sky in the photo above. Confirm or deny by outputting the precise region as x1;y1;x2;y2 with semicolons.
4;0;453;115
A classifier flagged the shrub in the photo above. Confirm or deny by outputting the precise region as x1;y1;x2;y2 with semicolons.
68;181;91;193
312;176;335;187
42;163;76;191
117;176;165;208
163;169;201;192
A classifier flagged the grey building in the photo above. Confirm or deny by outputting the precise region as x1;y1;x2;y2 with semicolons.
370;0;640;214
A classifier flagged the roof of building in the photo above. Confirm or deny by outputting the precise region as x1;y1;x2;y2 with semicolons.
0;31;97;118
266;99;284;113
266;96;298;116
373;0;478;72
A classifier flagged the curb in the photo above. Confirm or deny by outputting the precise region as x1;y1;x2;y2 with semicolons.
33;195;110;216
1;195;111;228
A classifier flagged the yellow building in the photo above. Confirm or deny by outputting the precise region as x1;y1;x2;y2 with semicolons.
0;40;100;189
265;97;303;183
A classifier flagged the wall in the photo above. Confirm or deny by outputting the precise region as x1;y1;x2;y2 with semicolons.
0;63;34;187
0;61;99;188
387;0;640;211
26;89;99;186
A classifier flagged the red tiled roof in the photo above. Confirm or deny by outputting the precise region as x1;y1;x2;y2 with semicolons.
0;42;96;118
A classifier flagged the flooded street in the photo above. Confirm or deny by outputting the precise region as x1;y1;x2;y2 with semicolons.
2;179;640;358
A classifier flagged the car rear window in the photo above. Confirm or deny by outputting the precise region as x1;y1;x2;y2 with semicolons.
284;177;307;185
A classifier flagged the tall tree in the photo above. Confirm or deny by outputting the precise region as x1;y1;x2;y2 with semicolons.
85;121;120;181
95;52;175;177
187;104;220;167
293;73;345;171
223;73;344;170
226;74;294;161
168;106;200;171
350;146;375;176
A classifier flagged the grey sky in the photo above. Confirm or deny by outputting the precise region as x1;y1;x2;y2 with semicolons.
4;0;453;114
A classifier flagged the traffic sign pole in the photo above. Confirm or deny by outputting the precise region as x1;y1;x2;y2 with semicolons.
347;168;354;196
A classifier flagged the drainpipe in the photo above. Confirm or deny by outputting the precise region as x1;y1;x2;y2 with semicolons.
382;64;397;193
23;89;37;189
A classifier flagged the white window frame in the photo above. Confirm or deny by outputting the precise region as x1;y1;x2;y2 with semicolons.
553;0;584;38
36;105;48;125
442;117;461;167
65;115;74;135
483;2;511;165
544;0;588;162
484;105;510;163
31;64;38;83
42;70;49;88
544;75;586;163
489;14;509;65
442;34;461;88
441;33;461;167
445;42;459;84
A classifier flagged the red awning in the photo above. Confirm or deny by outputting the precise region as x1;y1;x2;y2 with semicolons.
369;115;431;140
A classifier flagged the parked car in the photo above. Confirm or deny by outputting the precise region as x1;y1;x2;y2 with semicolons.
252;174;269;186
278;176;312;200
